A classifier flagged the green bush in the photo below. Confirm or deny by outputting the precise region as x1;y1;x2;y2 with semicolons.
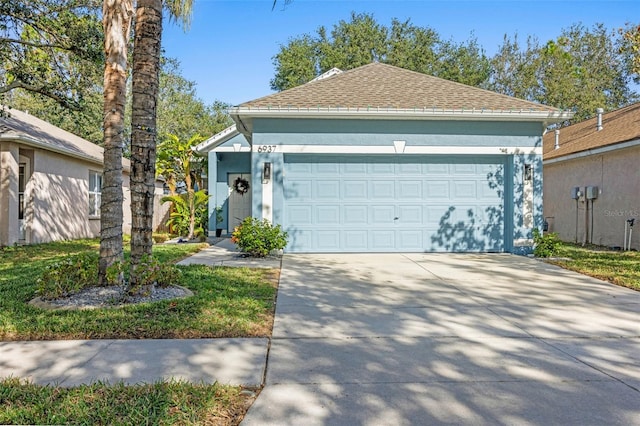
107;255;183;294
36;252;98;299
533;228;562;258
161;190;209;238
231;217;288;257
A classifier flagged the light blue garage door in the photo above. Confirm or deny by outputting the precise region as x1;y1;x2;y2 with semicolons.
283;154;506;253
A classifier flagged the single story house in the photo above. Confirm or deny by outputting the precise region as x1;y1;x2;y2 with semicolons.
196;63;571;253
0;107;169;246
543;103;640;250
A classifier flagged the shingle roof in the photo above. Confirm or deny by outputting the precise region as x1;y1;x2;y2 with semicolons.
543;103;640;160
0;107;119;167
240;62;558;113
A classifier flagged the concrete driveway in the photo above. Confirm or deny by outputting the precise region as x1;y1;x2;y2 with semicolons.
242;253;640;425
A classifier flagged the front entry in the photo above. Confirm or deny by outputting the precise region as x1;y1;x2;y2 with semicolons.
227;173;252;233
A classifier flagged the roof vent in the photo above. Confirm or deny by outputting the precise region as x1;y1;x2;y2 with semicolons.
596;108;604;131
554;129;560;149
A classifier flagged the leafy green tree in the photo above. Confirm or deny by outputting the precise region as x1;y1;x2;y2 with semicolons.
436;36;491;87
161;190;209;238
620;23;640;82
489;34;540;100
490;24;636;122
156;133;206;240
271;13;491;91
271;35;319;92
317;12;388;72
0;0;103;110
386;18;439;75
157;58;232;142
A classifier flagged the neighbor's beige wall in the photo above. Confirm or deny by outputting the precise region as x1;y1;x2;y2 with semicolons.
0;142;20;245
543;144;640;250
29;149;100;243
27;149;168;244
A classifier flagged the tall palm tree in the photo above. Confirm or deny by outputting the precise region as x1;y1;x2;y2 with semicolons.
129;0;192;289
99;0;133;285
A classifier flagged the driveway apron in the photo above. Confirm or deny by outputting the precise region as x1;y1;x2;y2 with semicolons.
242;253;640;425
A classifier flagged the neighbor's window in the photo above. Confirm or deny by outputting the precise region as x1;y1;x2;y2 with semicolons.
89;171;102;217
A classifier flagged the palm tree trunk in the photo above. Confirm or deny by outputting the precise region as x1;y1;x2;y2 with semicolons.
129;0;162;291
99;0;133;286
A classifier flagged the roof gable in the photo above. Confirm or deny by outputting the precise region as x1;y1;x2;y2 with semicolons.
543;103;640;160
0;107;104;164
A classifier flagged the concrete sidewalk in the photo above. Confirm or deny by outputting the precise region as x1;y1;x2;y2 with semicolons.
0;338;268;387
0;239;276;388
177;238;282;269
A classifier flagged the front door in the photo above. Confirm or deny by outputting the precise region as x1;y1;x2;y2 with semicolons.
228;173;252;233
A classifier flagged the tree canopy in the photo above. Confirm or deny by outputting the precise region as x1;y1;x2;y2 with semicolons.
0;0;103;110
271;13;491;91
272;13;639;123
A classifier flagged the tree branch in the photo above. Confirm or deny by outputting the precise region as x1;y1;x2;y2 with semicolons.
0;81;81;110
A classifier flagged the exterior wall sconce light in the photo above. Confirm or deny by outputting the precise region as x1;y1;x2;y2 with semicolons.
524;164;533;182
262;162;272;183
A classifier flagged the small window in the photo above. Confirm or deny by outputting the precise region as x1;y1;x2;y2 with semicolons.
89;171;102;217
524;164;533;182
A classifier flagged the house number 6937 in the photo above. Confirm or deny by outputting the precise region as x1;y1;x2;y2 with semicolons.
257;145;276;153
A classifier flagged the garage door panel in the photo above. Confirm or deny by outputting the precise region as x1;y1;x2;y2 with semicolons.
316;231;340;250
287;205;313;224
398;180;422;198
343;180;368;199
398;205;422;224
371;206;395;224
342;163;367;174
343;205;368;224
315;180;340;199
370;230;395;249
344;231;367;250
284;155;505;252
423;163;449;174
371;181;394;199
425;181;449;198
397;230;423;249
286;180;312;200
316;205;340;224
452;181;478;198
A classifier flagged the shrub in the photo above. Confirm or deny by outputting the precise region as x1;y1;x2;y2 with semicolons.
130;255;182;290
231;217;288;257
36;252;98;299
533;228;562;258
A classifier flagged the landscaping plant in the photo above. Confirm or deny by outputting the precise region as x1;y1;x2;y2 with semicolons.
232;217;288;257
532;228;561;258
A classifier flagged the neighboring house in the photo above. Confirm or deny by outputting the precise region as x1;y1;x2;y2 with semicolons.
543;103;640;250
0;108;169;246
196;63;570;253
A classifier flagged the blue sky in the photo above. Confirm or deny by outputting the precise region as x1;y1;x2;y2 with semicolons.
161;0;637;106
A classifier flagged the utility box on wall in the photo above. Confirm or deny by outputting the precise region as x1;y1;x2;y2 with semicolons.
586;186;599;200
571;187;582;199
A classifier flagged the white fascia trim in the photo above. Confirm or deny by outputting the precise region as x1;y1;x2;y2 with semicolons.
213;146;252;152
544;138;640;165
193;124;239;154
232;107;573;123
0;134;103;166
252;144;542;155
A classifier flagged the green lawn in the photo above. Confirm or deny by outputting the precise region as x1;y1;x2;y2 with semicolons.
0;378;254;425
549;242;640;291
0;239;276;424
0;239;278;340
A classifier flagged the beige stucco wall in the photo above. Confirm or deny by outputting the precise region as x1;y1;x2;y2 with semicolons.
0;143;172;245
543;144;640;250
0;142;20;245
